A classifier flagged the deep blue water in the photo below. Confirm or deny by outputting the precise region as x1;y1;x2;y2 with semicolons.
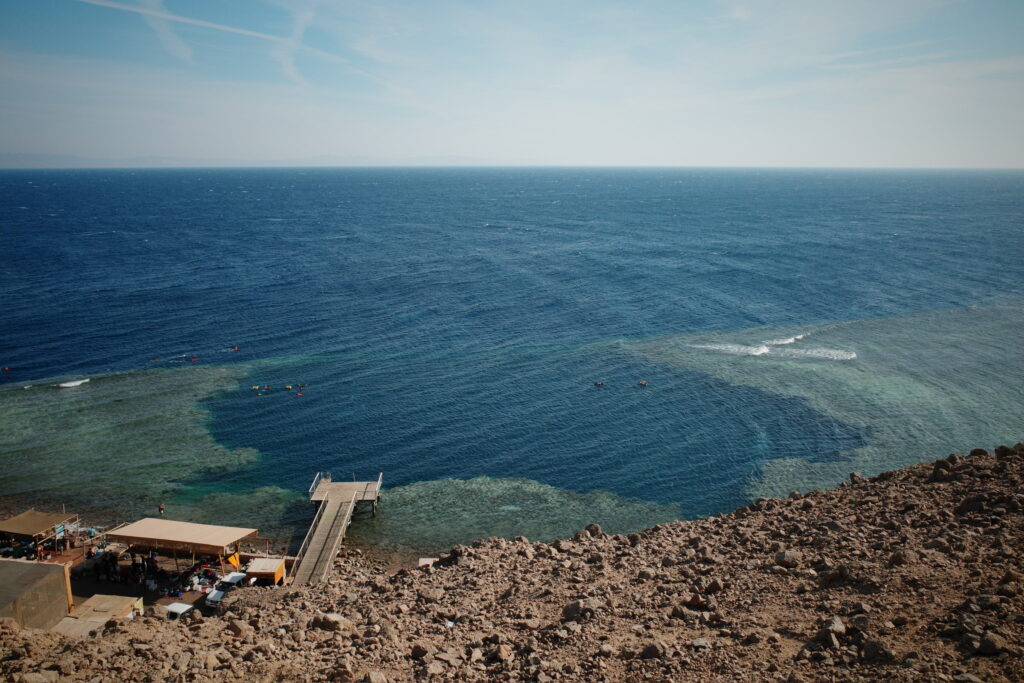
2;168;1023;539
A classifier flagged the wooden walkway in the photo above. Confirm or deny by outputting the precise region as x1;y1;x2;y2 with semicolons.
291;473;381;586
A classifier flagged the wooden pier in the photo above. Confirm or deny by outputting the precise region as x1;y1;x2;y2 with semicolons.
291;472;381;586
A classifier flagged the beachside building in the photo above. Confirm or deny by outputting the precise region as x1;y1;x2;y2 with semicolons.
51;594;143;637
0;509;80;556
245;557;287;586
0;558;75;630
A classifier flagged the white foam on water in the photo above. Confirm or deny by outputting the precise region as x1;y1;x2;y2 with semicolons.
689;342;854;360
763;333;807;345
771;347;857;360
690;343;771;356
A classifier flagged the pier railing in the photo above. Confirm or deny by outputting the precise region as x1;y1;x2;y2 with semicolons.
308;471;331;498
292;499;328;575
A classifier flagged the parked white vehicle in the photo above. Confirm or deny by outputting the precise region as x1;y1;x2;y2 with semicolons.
205;571;247;608
164;602;194;620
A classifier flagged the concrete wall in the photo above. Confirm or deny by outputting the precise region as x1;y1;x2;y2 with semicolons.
0;560;72;630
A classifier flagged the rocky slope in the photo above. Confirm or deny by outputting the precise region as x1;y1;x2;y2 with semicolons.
3;445;1023;682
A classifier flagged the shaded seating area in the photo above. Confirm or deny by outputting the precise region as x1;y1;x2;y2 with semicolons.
105;518;257;561
0;509;81;561
57;518;260;608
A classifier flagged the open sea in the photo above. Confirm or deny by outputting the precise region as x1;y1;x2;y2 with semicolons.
1;167;1023;552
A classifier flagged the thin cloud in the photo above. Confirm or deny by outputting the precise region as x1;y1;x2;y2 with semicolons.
821;51;958;72
76;0;286;43
138;0;193;64
728;7;754;21
271;7;316;84
75;0;348;68
795;41;935;67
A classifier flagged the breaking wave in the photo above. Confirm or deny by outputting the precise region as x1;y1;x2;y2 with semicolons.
689;341;854;360
771;347;857;360
763;334;808;345
690;343;771;356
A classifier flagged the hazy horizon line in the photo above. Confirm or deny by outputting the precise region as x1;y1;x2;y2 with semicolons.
2;162;1023;172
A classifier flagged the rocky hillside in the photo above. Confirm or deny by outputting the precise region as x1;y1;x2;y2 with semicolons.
3;445;1023;682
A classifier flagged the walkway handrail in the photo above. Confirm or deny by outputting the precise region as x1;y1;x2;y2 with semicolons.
293;499;328;572
308;471;331;498
301;491;358;585
309;491;358;583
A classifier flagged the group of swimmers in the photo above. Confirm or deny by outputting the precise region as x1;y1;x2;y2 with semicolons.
250;383;307;396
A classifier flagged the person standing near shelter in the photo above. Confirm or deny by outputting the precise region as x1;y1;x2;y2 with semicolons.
158;503;165;516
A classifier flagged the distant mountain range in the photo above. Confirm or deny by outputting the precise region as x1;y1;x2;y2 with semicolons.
0;153;534;169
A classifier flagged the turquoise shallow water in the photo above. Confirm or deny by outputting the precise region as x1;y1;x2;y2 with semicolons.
1;168;1022;551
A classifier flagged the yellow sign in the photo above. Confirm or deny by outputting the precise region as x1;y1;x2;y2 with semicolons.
227;552;240;570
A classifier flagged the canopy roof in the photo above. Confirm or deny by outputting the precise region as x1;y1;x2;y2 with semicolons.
0;509;77;539
52;595;141;637
73;594;141;621
246;557;285;575
106;518;257;555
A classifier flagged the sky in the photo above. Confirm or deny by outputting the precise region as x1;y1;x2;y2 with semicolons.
0;0;1022;167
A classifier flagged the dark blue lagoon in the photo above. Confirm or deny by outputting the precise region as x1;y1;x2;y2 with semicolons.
2;168;1023;550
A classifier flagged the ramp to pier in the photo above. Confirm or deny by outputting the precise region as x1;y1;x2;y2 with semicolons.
291;473;381;586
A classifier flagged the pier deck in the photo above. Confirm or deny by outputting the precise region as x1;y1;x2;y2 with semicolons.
292;473;381;586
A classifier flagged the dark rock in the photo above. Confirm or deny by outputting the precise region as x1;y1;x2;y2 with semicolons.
862;639;895;662
410;641;436;659
955;495;987;515
492;644;514;662
685;593;709;610
227;620;250;638
774;550;802;568
418;588;444;603
889;549;919;566
818;616;846;643
316;613;355;632
978;632;1007;656
640;641;667;659
562;597;605;621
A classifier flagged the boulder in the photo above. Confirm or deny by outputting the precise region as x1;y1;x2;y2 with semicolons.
226;620;250;638
889;549;919;566
774;550;802;568
562;597;605;621
818;616;846;645
410;641;437;659
417;588;444;603
862;639;895;662
492;644;514;662
316;613;356;632
978;632;1007;656
955;495;987;515
640;641;667;659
